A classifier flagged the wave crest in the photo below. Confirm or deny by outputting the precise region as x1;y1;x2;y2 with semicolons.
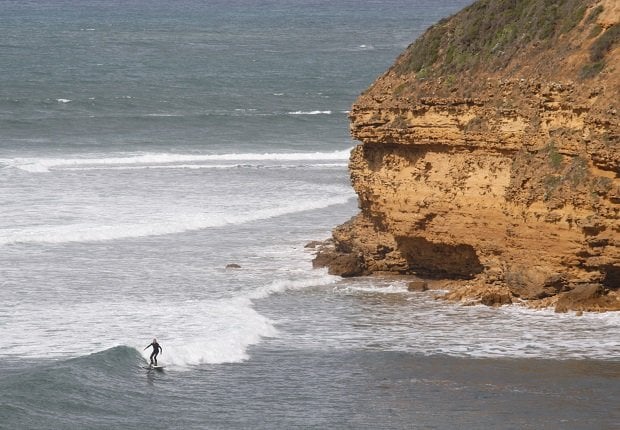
2;149;352;173
0;194;353;246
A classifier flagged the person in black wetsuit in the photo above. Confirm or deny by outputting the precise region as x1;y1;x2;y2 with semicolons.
144;338;162;366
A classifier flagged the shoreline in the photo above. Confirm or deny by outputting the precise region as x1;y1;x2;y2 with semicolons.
309;239;620;314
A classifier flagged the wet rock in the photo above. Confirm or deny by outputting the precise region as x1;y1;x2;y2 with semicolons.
505;267;569;299
407;280;428;292
313;249;364;277
555;284;620;313
304;240;325;249
442;283;513;307
479;289;513;307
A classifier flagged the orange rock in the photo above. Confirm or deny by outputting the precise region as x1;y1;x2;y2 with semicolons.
555;285;620;313
324;0;619;311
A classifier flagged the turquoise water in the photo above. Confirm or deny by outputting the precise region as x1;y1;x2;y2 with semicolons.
1;1;619;428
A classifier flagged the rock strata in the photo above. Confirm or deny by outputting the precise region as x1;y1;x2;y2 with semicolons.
316;0;619;311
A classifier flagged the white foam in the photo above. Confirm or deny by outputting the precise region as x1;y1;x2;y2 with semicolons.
306;282;620;360
287;110;332;115
0;295;278;367
58;163;241;171
57;162;349;171
0;195;354;245
136;300;278;368
336;284;409;295
0;267;337;369
247;272;338;301
56;98;72;103
3;149;352;173
144;272;338;368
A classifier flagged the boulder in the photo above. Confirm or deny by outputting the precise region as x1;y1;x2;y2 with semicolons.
479;289;513;307
407;280;429;292
442;283;513;307
313;251;364;277
555;284;620;313
304;240;325;249
505;267;569;299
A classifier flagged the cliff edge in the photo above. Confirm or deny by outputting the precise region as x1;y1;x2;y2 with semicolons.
316;0;619;312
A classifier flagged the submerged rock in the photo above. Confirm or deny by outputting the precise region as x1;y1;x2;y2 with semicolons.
407;280;429;292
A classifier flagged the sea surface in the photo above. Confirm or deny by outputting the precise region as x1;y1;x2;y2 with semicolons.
1;1;619;429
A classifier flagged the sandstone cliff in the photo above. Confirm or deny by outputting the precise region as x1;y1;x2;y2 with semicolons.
316;0;619;312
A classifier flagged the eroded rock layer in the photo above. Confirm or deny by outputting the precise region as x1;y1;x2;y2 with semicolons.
316;0;619;311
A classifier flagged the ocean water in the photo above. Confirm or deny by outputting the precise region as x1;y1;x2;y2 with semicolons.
1;1;619;429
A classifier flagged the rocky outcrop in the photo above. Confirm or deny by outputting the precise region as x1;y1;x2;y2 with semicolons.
316;0;619;311
555;283;620;312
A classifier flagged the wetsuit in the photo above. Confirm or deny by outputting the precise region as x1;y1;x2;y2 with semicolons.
146;342;162;365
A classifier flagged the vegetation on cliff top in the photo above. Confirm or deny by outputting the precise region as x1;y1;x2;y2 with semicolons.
394;0;617;79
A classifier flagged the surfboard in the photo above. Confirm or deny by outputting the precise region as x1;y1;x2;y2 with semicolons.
144;365;165;371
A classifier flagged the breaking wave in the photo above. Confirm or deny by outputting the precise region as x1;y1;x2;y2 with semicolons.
0;195;353;245
2;149;352;173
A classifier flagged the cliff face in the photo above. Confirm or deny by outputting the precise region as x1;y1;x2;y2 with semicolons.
317;0;620;311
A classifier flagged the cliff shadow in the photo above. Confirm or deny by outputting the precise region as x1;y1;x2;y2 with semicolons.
602;265;620;290
395;236;484;279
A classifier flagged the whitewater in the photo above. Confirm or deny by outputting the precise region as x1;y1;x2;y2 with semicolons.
1;0;618;428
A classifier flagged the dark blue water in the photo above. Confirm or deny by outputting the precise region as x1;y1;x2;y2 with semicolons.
2;1;619;429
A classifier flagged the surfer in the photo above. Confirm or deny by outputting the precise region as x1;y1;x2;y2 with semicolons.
144;338;162;366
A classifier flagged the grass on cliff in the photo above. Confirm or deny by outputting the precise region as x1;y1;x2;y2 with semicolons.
394;0;596;77
580;23;620;77
590;23;620;61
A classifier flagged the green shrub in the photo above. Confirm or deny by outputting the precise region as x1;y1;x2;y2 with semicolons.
580;60;605;79
416;67;430;80
546;143;563;170
560;4;587;34
592;177;612;194
590;23;620;62
393;82;408;96
394;0;596;77
543;175;562;200
444;74;456;87
566;156;588;185
585;5;604;24
588;24;603;39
